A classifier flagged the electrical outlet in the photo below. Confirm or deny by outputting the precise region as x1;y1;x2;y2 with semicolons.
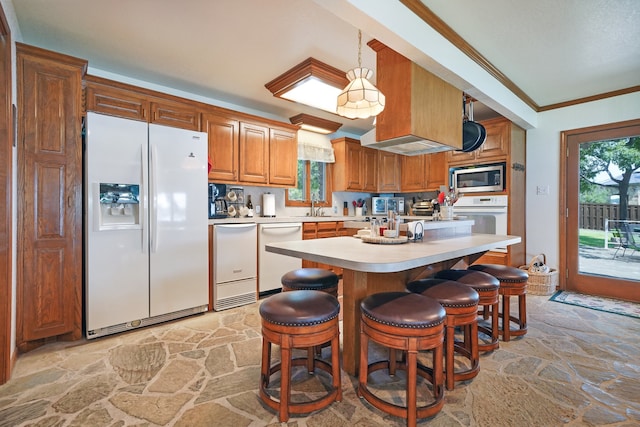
255;205;261;214
333;205;338;214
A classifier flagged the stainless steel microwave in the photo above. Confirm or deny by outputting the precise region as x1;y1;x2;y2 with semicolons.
451;163;505;193
371;196;405;215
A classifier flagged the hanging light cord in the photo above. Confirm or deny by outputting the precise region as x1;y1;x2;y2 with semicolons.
357;29;362;68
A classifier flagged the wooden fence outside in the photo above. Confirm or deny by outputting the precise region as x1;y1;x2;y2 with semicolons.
580;204;640;230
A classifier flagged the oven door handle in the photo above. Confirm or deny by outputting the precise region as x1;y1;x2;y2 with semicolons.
454;207;508;213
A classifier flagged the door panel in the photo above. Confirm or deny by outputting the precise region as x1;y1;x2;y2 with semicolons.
563;120;640;302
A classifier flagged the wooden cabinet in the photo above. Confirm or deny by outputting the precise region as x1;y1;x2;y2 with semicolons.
203;112;239;182
377;151;401;192
426;152;447;190
150;101;200;131
401;154;426;192
400;152;446;192
16;44;87;349
204;109;297;187
362;147;378;192
85;76;149;121
332;137;378;192
458;117;526;267
447;117;512;165
85;75;201;131
239;122;269;184
301;221;353;275
269;128;297;186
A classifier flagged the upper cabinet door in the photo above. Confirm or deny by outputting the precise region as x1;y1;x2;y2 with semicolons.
401;154;427;192
203;112;239;182
377;150;401;192
85;77;149;121
150;101;201;131
362;147;378;192
269;128;297;186
239;122;269;184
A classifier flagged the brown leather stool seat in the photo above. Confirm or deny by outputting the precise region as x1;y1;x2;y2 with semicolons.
468;264;528;342
434;269;501;352
359;292;446;427
407;279;480;391
281;268;339;297
259;290;342;422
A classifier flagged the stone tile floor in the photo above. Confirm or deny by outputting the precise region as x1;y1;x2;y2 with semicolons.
1;295;639;426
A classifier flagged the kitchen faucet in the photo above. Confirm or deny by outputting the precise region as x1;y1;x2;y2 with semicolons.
309;198;323;217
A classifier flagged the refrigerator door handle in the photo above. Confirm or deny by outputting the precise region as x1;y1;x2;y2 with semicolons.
140;145;148;253
150;143;158;252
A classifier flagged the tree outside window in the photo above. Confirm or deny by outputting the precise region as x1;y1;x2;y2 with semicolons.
286;160;331;206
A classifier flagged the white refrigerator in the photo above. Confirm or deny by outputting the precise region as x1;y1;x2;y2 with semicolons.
85;112;209;339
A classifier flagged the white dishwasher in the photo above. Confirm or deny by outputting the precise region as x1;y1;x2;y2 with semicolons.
213;223;257;311
258;223;303;295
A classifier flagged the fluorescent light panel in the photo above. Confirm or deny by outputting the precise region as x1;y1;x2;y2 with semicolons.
265;58;349;115
289;113;342;135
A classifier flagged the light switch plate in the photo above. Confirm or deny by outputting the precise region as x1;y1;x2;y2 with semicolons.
536;185;549;195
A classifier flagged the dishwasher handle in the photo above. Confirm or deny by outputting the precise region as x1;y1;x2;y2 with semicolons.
261;223;302;230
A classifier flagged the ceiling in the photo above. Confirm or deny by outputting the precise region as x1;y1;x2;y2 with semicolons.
10;0;640;135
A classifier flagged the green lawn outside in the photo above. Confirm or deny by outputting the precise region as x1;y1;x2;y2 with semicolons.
579;229;607;248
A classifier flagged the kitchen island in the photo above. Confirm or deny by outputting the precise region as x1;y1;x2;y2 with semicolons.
266;233;521;375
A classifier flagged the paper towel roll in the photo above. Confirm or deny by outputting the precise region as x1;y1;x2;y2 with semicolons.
262;193;276;217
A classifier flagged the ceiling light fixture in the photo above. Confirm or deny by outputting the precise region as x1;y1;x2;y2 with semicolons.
289;113;342;135
265;58;349;115
336;30;385;119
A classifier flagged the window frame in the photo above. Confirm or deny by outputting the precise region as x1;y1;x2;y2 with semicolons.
285;160;332;207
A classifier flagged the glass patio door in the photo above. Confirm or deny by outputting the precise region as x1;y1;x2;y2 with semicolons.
562;120;640;302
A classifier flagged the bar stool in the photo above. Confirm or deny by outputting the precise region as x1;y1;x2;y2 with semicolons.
259;290;342;422
407;279;480;391
469;264;528;342
359;292;446;427
281;268;339;297
433;269;501;352
282;268;340;356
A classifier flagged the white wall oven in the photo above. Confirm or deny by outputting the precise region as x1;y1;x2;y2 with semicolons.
454;195;508;252
451;163;505;193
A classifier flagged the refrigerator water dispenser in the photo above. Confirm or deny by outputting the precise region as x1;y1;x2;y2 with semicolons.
97;183;141;229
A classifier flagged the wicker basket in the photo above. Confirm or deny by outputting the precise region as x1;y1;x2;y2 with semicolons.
519;254;558;295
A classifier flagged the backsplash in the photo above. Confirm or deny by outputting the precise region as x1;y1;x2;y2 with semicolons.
223;186;439;218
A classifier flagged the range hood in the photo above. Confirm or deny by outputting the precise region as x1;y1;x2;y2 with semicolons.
360;128;455;156
364;40;463;156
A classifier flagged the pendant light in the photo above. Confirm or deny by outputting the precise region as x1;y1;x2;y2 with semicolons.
336;30;385;119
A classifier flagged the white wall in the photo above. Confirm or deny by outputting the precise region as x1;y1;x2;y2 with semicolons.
525;92;640;269
1;0;22;366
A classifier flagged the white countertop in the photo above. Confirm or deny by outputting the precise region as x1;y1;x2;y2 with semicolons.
265;234;521;273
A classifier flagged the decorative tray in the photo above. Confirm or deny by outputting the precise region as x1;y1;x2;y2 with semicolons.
360;235;409;245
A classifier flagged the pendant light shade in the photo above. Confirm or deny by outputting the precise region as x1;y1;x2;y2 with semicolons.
336;67;385;119
336;30;385;119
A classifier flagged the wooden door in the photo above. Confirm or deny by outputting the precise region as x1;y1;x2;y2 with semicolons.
85;77;149;121
0;5;12;384
150;101;200;131
426;152;446;191
345;142;363;190
269;128;297;186
561;119;640;302
377;151;401;192
401;154;426;191
17;44;86;346
362;147;378;192
478;118;508;161
239;122;269;183
203;112;239;182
